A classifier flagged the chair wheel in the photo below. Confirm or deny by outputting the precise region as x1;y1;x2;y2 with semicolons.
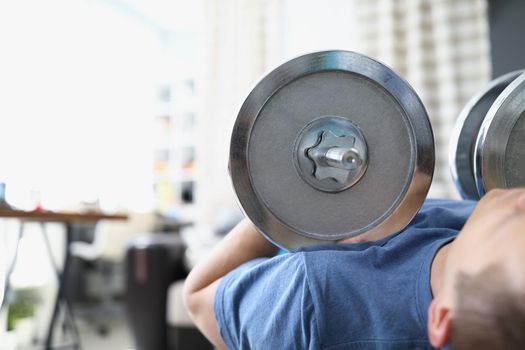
97;325;110;336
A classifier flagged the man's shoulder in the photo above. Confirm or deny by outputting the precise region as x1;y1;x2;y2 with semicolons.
414;198;476;231
215;253;318;349
216;253;309;310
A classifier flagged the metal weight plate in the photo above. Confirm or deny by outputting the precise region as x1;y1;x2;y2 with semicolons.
229;51;434;250
449;70;523;200
474;72;525;196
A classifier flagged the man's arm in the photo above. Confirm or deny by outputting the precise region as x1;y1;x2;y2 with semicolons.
182;219;279;348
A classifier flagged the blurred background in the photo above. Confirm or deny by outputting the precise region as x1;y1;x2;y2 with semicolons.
0;0;520;349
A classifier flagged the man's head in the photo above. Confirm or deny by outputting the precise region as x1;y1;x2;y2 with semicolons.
428;188;525;349
452;267;525;349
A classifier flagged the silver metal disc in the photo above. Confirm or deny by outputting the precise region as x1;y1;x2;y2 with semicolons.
229;51;434;250
449;70;523;200
475;72;525;195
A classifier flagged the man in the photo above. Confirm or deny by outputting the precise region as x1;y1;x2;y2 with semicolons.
183;188;525;349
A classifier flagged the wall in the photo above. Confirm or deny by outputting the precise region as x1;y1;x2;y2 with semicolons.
488;0;525;77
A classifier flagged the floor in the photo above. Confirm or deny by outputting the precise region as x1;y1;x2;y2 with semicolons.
0;314;134;350
78;315;134;350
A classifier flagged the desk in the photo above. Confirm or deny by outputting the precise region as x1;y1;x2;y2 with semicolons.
0;209;127;350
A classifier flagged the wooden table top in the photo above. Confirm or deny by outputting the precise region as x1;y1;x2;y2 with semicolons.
0;208;127;223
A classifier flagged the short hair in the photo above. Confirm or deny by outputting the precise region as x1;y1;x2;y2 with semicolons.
452;266;525;349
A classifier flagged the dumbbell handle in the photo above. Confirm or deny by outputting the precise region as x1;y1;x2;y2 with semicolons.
309;147;362;171
326;147;361;170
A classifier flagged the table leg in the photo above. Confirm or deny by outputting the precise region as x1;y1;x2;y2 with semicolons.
45;223;81;350
1;222;24;309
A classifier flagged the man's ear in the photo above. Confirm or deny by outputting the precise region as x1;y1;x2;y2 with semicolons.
428;298;453;348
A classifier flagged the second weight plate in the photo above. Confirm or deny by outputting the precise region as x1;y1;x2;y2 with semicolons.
230;51;434;250
450;70;523;199
475;72;525;195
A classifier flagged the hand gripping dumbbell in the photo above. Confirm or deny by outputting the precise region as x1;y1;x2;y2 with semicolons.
229;50;435;250
450;70;525;200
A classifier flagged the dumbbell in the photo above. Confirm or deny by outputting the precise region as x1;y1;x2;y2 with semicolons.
450;70;525;200
229;51;434;250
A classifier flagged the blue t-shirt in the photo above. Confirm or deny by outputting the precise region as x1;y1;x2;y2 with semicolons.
215;199;476;349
